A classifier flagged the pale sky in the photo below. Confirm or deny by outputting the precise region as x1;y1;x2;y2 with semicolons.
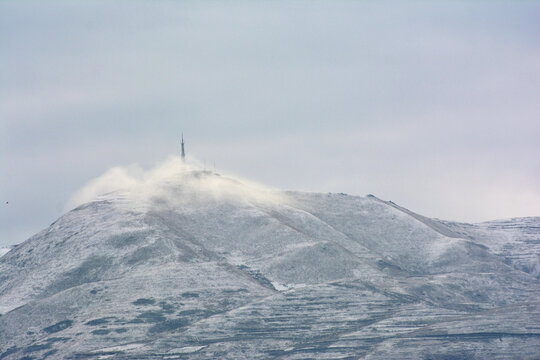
1;1;540;247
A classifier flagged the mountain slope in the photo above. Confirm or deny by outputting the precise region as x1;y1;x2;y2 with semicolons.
1;169;539;359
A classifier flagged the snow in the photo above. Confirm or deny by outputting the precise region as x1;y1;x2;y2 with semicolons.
167;345;206;354
0;167;538;359
95;343;145;352
0;247;12;257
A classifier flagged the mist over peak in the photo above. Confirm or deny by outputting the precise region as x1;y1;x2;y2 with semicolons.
67;156;288;212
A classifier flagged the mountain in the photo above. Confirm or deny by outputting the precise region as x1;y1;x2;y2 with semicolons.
0;248;12;258
1;168;539;359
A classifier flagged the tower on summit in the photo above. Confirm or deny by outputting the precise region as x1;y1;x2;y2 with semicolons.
181;133;185;161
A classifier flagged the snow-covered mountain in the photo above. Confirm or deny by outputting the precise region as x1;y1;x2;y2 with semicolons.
0;247;12;258
1;165;539;359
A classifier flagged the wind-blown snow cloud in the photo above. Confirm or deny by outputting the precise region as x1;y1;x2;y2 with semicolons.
67;156;287;211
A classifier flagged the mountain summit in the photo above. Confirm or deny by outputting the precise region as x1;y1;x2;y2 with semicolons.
1;162;539;359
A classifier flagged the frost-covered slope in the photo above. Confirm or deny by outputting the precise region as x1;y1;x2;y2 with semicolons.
0;168;539;359
0;248;11;258
442;217;540;279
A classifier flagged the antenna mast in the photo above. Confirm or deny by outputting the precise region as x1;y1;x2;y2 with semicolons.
181;133;185;161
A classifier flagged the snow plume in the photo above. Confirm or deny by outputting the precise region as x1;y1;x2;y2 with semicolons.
67;156;287;211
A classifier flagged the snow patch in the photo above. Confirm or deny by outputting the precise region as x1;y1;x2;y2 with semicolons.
0;247;12;257
97;343;145;352
168;346;206;354
428;237;461;261
270;281;308;291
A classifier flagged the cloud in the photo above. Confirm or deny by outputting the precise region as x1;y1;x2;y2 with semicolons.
66;156;287;212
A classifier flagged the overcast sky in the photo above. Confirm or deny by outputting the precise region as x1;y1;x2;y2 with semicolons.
1;1;539;247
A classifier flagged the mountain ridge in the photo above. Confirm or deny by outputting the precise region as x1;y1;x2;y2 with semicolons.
1;169;539;359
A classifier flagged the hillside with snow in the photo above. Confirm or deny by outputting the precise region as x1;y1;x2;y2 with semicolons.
0;248;11;258
1;161;539;359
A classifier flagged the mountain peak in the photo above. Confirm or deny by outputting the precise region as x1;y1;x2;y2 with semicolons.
1;162;539;359
69;158;287;214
